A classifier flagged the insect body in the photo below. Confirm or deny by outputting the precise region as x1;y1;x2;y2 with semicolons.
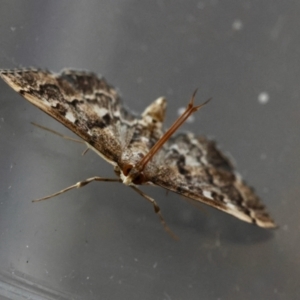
0;69;275;236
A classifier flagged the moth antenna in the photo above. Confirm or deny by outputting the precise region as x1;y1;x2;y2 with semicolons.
136;92;211;171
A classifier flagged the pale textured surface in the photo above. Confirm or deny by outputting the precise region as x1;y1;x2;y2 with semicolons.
0;1;299;299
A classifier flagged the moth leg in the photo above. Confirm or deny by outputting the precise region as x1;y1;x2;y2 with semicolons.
31;122;84;144
32;177;121;202
130;186;179;240
31;122;90;155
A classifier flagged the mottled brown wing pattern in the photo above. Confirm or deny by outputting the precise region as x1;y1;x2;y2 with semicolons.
0;68;140;164
150;132;275;228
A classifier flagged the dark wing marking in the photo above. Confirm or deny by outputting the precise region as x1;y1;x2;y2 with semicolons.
0;68;137;164
150;132;275;228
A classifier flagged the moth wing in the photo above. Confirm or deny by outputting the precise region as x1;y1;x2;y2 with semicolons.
150;132;275;228
0;68;137;164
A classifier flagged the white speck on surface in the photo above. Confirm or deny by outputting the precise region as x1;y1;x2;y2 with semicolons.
258;92;270;104
10;26;16;32
177;107;195;123
86;276;90;280
232;19;243;31
8;186;11;189
134;258;138;262
282;224;289;231
260;153;267;160
26;245;29;248
153;262;158;268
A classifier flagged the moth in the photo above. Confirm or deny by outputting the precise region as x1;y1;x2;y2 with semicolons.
0;68;275;237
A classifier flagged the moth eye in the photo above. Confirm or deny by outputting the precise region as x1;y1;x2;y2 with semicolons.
133;173;145;185
123;164;133;176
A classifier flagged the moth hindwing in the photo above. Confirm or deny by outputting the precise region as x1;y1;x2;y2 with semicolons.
0;68;276;236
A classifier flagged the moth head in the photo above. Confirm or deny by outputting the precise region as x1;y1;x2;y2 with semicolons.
119;147;147;185
121;163;146;186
